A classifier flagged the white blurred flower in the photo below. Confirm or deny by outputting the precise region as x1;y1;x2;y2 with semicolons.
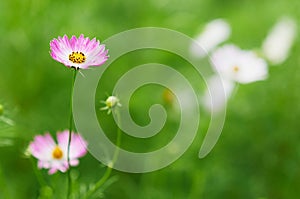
203;75;235;113
190;19;231;58
211;45;268;84
262;17;297;65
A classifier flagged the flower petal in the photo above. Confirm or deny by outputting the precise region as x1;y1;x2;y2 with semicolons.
262;17;297;65
56;130;87;160
29;133;55;161
190;19;231;58
70;133;87;159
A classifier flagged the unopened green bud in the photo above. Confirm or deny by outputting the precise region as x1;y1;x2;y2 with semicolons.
100;96;122;114
24;147;32;158
0;104;3;116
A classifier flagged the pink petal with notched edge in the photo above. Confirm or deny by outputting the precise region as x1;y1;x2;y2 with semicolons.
70;159;79;166
57;130;87;160
48;168;57;175
29;133;55;160
69;35;77;51
56;130;69;152
70;133;88;159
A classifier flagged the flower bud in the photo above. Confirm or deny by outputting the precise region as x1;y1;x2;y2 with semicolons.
100;96;122;114
0;104;3;116
105;96;120;108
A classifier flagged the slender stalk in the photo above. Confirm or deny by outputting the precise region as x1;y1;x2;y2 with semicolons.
112;110;122;163
67;68;78;199
83;110;122;199
0;166;12;199
30;157;47;188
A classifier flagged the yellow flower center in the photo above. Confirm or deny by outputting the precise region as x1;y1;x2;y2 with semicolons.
52;146;63;159
233;65;239;73
106;100;113;108
105;96;119;108
69;51;86;64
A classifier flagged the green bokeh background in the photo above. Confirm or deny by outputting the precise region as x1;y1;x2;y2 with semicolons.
1;0;300;198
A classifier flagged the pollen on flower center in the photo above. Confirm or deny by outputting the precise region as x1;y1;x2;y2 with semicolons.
69;51;86;64
233;65;239;72
52;146;63;159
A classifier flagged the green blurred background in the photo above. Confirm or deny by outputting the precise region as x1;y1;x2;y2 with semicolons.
1;0;300;198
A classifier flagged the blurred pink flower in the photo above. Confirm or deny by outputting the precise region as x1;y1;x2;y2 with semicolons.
50;34;108;69
29;130;87;174
211;45;268;84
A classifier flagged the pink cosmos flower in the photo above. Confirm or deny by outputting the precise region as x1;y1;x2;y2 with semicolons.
29;130;87;174
50;34;109;69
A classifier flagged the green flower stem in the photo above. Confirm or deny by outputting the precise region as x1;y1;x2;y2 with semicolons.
67;68;78;199
112;110;122;163
83;110;122;199
30;157;47;188
0;166;12;199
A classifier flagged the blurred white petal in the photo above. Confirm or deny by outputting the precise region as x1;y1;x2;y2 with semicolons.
203;75;235;113
190;19;231;58
262;17;297;65
211;44;268;84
